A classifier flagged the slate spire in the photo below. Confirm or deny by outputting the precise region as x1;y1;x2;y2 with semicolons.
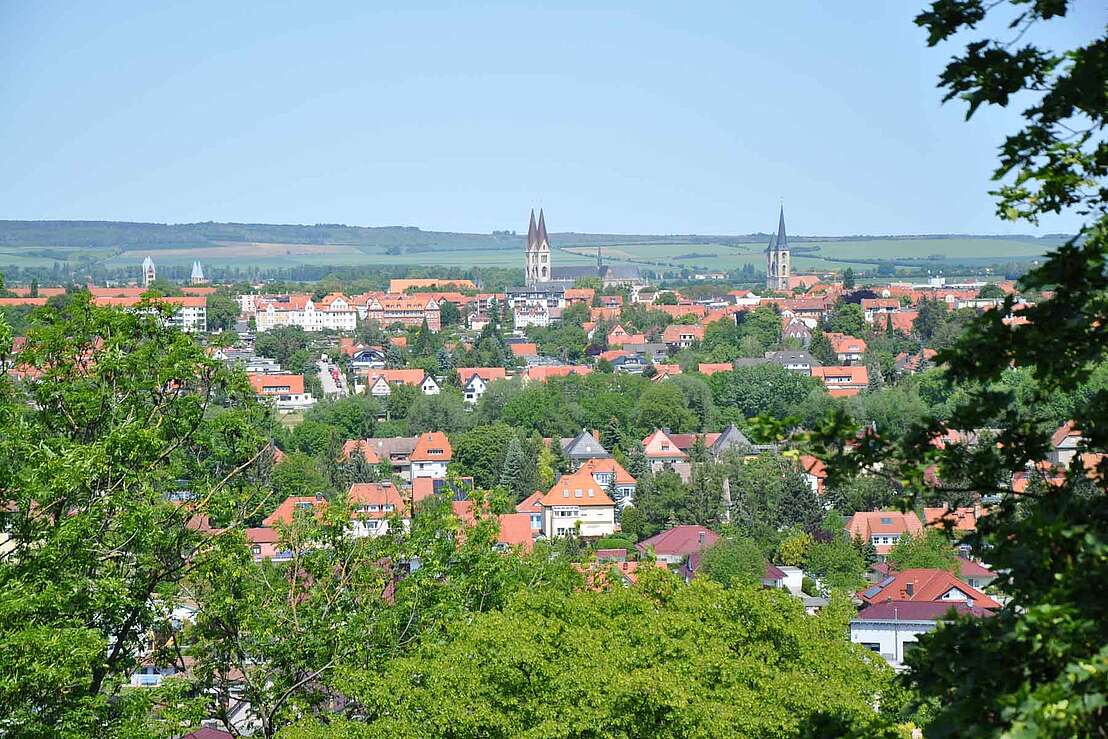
775;205;788;252
527;209;537;245
537;208;548;245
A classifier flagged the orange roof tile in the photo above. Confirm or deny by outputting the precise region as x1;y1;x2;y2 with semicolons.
411;431;452;462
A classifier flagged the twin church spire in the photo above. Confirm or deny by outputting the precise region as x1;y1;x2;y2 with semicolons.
525;208;551;285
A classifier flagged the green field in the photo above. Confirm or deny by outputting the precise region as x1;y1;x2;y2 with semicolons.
0;220;1065;275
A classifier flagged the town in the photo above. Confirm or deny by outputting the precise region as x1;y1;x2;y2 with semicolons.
0;201;1095;737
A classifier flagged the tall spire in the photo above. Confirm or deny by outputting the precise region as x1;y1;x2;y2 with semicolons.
537;208;548;244
527;209;537;245
775;206;788;252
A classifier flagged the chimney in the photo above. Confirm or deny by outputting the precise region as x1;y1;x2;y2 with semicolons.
905;582;914;597
698;531;705;545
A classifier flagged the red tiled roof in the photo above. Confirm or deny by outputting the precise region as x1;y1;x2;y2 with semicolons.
509;343;538;357
457;367;507;384
578;457;637;485
539;469;615;507
411;431;452;462
854;600;996;621
636;525;720;557
248;373;305;395
923;505;984;532
697;363;732;376
860;568;1000;608
342;439;382;464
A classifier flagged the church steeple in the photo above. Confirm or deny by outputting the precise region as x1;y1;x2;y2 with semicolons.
765;204;791;292
524;208;551;285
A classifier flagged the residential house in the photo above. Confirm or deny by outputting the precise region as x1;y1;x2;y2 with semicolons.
452;501;534;552
343;436;417;478
642;428;688;472
577;457;637;508
538;469;616;539
516;491;544;534
845;510;924;556
248;373;315;412
363;294;442;331
523;365;593;382
254;294;357;333
1049;421;1082;466
661;323;704;351
458;367;507;404
92;295;208;333
782;317;812;347
607;324;646;346
410;431;452;480
388;278;477;293
348;482;408;538
826;332;867;365
859;568;1000;609
861;298;900;323
636;525;719;565
560;429;611;468
697;362;732;376
363;369;440;400
764;350;818;375
811;365;869;396
850;600;995;668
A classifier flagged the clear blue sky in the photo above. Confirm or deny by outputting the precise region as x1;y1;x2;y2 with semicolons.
1;1;1101;236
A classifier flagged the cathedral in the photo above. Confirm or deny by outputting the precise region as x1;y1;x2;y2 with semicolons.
522;209;644;288
765;206;791;291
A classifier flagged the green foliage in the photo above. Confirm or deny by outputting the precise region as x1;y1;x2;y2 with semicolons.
806;536;867;591
886;531;959;574
710;363;823;419
293;579;892;738
255;325;311;367
824;301;865;337
726;453;824;534
619;505;647;541
778;529;813;567
271;451;331;499
406;389;470;434
305;394;380;440
0;294;272;735
205;291;240;331
698;537;765;587
633;382;697;435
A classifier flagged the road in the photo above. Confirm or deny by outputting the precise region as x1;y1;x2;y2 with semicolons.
317;360;348;398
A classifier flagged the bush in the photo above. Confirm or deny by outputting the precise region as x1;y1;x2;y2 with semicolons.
801;576;819;597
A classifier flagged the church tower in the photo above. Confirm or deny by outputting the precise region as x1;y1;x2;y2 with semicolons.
765;206;791;292
142;256;156;288
524;208;551;284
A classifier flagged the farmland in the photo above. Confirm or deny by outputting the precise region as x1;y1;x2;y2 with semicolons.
0;220;1067;276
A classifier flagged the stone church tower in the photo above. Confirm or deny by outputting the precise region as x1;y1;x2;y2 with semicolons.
765;206;791;292
142;256;156;288
524;208;551;285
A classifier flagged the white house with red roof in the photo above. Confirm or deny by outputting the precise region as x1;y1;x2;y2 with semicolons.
247;373;316;412
845;510;924;556
538;469;616;538
825;332;867;365
850;600;995;668
516;491;544;534
410;432;452;480
458;367;507;404
348;481;408;537
636;525;720;565
810;365;869;397
642;428;688;472
576;457;637;508
254;293;357;332
859;568;1000;609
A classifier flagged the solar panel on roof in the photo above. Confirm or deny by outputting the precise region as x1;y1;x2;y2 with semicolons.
862;585;883;598
878;576;895;587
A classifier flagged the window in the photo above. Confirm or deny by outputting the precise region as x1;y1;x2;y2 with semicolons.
861;643;881;653
880;517;893;525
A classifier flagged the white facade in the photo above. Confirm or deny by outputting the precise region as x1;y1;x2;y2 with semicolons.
462;374;488;404
411;460;448;480
254;297;357;333
168;303;207;333
849;618;935;669
542;503;615;538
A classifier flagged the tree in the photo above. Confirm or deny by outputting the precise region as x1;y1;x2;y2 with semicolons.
288;577;894;738
976;283;1005;300
885;531;959;574
825;301;865;337
499;437;534;501
304;394;379;439
842;267;856;289
0;294;271;735
806;535;867;591
633;382;697;435
698;537;764;587
619;505;646;541
654;290;678;305
709;363;823;419
206;292;240;331
913;298;948;341
451;423;517;489
406;389;470;434
439;299;462;326
271;450;331;499
809;328;837;366
255;325;310;367
778;529;813;567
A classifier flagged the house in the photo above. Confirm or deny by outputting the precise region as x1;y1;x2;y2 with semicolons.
798;454;827;495
342;436;417;478
636;525;720;565
577;457;637;508
410;432;452;480
782;317;812;347
764;350;818;375
922;505;984;534
362;369;440;399
523;365;593;382
850;600;995;668
861;298;900;323
262;495;328;527
607;324;646;346
538;469;616;539
247;373;315;412
859;568;1000;608
608;352;649;374
452;501;534;552
661;323;704;350
364;294;442;331
894;348;937;375
642;428;688;471
348;481;409;538
92;295;209;333
697;363;732;376
253;294;357;333
958;557;997;591
388;278;477;293
350;346;386;372
1048;421;1082;466
516;491;544;534
560;429;611;468
810;365;869;396
825;333;867;365
845;510;924;556
245;527;286;562
458;367;507;404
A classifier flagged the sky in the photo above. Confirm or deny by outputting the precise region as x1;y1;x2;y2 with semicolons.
1;1;1102;236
